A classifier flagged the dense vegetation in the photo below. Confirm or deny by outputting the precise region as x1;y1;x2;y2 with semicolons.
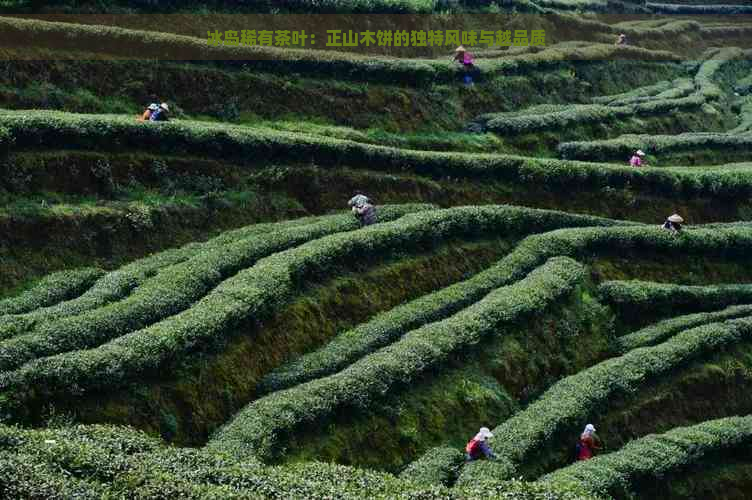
2;5;752;500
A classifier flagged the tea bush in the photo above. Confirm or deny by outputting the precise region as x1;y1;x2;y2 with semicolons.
599;280;752;319
5;110;752;199
0;206;424;373
458;315;752;482
0;268;103;317
209;257;587;461
0;213;329;340
618;304;752;351
541;416;752;497
260;207;630;393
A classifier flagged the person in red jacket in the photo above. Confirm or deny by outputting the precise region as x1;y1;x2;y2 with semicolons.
465;427;496;461
577;424;602;461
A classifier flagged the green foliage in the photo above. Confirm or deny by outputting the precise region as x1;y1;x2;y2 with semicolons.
648;2;752;14
618;304;752;352
559;131;752;163
6;0;441;13
599;279;752;321
541;416;752;497
477;94;704;135
398;446;465;486
458;315;752;483
0;268;103;317
591;78;681;106
0;421;597;499
208;257;587;462
0;17;679;85
0;126;13;156
260;207;628;394
0;214;322;340
0;209;398;372
5;110;752;199
0;205;424;384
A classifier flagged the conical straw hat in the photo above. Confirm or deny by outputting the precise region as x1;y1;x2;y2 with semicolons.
668;214;684;223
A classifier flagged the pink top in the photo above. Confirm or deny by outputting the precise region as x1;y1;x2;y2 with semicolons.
463;52;475;65
629;155;642;167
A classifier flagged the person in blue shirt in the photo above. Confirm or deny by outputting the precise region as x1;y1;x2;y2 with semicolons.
149;102;170;122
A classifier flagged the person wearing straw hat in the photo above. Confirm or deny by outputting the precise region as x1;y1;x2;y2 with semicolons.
615;33;628;46
465;426;497;461
629;149;646;167
452;45;476;86
149;102;170;122
662;214;684;233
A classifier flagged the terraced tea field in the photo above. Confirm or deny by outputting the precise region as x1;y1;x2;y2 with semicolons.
2;2;752;498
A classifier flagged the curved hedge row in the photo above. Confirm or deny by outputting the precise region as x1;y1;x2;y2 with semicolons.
0;216;319;340
0;268;103;317
476;49;737;135
0;205;544;416
0;245;201;341
591;78;688;106
7;110;752;199
259;208;629;393
540;416;752;497
479;95;704;134
0;17;680;85
457;315;752;483
208;257;587;462
399;224;752;483
599;280;752;319
0;423;596;500
618;303;752;352
559;132;752;163
648;2;752;13
0;209;411;372
397;446;465;486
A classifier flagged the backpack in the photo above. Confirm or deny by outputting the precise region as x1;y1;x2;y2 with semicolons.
466;438;481;457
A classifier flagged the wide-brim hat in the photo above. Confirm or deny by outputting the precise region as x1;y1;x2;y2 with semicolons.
455;45;466;52
160;103;169;111
148;103;159;111
668;214;684;223
636;150;646;156
478;427;494;439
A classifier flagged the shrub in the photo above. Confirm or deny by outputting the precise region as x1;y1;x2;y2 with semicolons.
0;268;103;318
0;206;423;372
476;51;724;135
541;416;752;497
0;205;534;414
648;2;752;14
559;132;752;163
208;257;587;462
0;17;680;85
599;280;752;320
259;208;631;394
457;315;752;483
0;213;326;340
5;110;752;199
591;78;677;105
478;95;704;134
0;421;597;499
398;446;465;486
618;304;752;352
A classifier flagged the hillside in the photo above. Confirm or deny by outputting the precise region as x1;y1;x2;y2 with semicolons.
1;5;752;500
